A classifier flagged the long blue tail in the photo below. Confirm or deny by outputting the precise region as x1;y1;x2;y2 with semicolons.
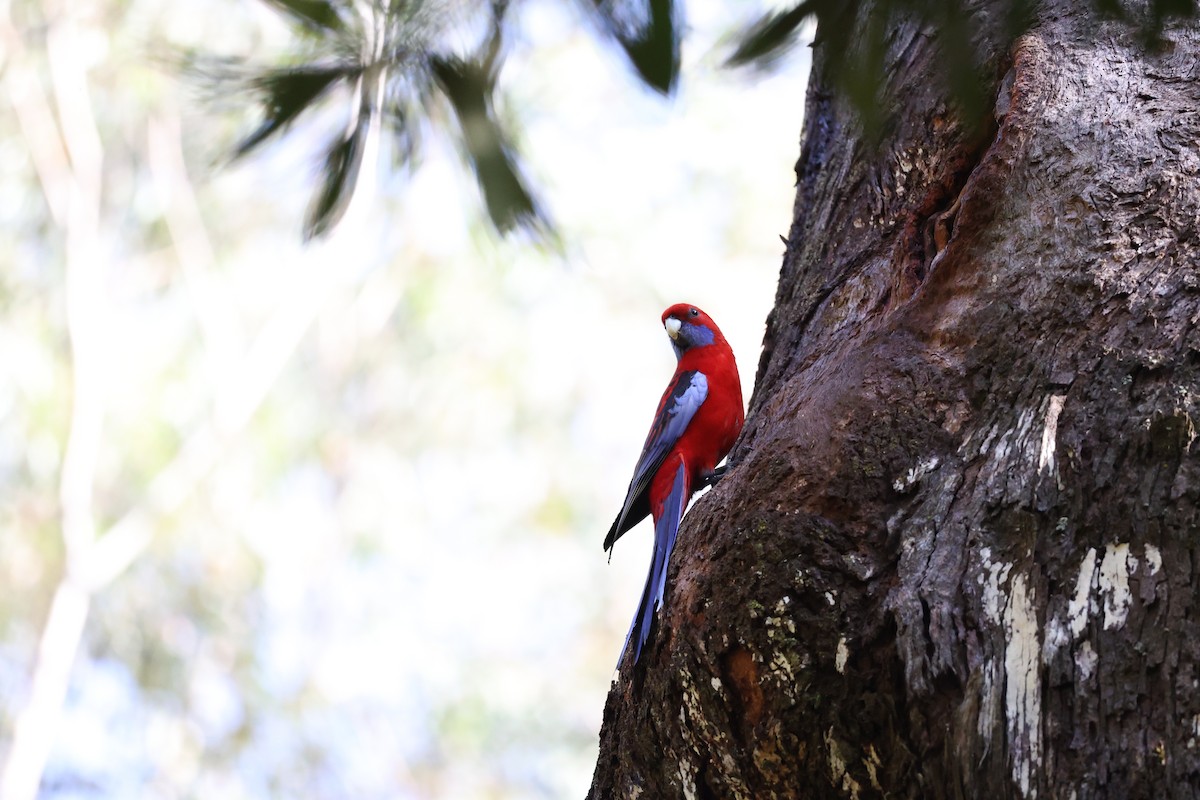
621;459;691;665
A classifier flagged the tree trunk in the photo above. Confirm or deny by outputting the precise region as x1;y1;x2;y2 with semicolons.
588;2;1200;797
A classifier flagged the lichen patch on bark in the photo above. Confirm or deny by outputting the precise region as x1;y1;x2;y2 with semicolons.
1003;573;1043;799
1098;542;1135;631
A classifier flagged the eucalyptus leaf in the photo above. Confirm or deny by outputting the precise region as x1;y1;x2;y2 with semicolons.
234;66;354;159
725;1;821;70
261;0;347;32
431;56;541;232
588;0;679;94
303;92;371;239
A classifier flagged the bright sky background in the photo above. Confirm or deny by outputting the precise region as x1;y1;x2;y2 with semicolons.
0;0;812;797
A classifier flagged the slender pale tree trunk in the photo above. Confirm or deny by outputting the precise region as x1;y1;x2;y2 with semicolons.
589;2;1200;797
1;9;107;798
0;6;387;797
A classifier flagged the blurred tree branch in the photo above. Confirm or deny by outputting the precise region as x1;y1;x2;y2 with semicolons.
148;113;243;384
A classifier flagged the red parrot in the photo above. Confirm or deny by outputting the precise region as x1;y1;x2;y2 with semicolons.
606;303;744;664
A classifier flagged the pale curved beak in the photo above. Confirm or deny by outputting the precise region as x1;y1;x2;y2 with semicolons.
664;317;682;340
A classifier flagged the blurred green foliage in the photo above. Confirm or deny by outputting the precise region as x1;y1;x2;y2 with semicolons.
206;0;1199;239
195;0;680;239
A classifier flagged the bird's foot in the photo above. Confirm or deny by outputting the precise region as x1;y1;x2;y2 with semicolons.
698;464;729;489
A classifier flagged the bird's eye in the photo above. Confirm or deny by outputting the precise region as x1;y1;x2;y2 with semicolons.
689;308;699;317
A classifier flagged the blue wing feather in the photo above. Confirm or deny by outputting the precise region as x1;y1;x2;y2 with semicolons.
604;371;707;551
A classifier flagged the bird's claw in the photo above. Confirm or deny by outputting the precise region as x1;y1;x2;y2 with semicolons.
698;464;729;489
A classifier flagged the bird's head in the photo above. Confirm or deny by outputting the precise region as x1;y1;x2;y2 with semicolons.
661;303;722;358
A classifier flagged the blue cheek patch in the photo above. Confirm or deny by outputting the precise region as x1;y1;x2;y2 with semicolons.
683;322;715;348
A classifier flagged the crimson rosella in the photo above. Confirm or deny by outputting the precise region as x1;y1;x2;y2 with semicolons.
605;303;744;664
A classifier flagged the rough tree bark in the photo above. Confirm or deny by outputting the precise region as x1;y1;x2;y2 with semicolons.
589;2;1200;798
